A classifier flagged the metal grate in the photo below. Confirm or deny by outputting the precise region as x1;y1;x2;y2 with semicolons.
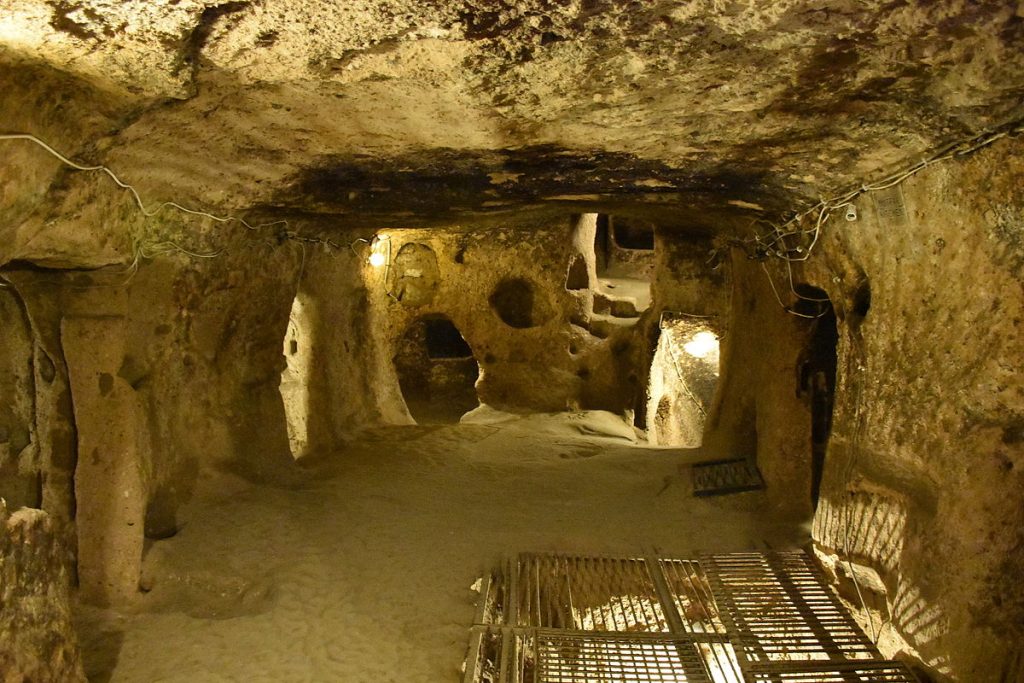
464;627;505;683
692;459;764;497
515;555;670;632
465;552;918;683
871;186;909;227
701;552;880;666
658;560;726;635
478;561;514;627
530;631;712;683
745;661;919;682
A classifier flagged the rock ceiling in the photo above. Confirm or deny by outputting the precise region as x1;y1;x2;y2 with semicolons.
1;0;1023;245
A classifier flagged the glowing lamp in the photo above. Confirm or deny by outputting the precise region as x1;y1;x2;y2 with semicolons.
684;331;718;359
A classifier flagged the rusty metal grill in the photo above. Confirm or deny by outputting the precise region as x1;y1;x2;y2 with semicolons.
658;560;726;635
691;460;764;497
701;552;879;665
464;552;918;683
464;626;505;683
528;631;712;683
746;661;919;682
515;555;670;632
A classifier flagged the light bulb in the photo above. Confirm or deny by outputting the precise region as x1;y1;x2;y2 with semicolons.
368;252;386;267
683;331;718;358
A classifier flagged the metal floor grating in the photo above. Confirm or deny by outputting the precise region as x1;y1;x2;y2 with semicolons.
511;555;671;632
701;553;880;666
530;631;712;683
691;459;765;497
464;551;917;683
745;661;919;682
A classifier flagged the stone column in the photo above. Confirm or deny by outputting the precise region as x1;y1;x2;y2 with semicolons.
62;315;144;606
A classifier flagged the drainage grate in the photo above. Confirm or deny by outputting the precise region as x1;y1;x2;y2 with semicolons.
658;560;726;635
514;555;670;632
745;661;919;682
465;552;918;683
530;631;712;683
701;552;879;665
692;459;765;497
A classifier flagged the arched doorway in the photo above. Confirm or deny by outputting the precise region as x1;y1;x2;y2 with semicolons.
794;284;838;509
646;315;721;447
393;316;480;424
279;295;311;459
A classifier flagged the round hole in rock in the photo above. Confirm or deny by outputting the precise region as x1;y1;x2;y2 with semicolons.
489;277;551;329
393;315;480;424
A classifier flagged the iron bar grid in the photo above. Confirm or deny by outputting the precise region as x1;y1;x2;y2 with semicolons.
691;460;765;497
658;560;727;635
515;555;670;633
529;630;712;683
465;551;919;683
701;552;880;665
746;660;919;682
480;560;514;626
464;626;504;683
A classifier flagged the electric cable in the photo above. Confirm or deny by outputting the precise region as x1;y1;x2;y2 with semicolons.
0;133;288;233
746;119;1023;318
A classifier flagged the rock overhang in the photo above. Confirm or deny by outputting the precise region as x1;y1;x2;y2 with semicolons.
0;0;1022;240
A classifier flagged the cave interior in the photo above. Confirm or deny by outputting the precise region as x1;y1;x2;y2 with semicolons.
0;1;1023;682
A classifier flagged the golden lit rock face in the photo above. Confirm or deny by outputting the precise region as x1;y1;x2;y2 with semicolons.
0;502;85;682
0;4;1022;682
2;0;1024;233
806;137;1024;680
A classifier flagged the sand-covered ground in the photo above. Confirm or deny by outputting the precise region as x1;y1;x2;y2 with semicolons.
76;411;810;682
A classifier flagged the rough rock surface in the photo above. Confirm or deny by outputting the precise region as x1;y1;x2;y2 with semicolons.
288;214;725;446
0;287;38;510
0;3;1022;682
4;228;301;606
806;135;1024;681
2;0;1024;258
0;501;86;682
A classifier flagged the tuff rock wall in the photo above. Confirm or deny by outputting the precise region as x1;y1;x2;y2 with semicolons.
2;221;300;605
350;216;731;425
807;136;1024;681
0;501;85;682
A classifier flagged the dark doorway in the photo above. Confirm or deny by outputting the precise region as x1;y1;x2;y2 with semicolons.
394;316;480;424
796;285;838;509
611;217;655;250
594;214;610;273
424;318;473;358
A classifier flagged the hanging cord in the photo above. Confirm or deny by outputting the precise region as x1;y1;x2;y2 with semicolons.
0;133;288;232
760;260;833;320
0;132;378;275
749;119;1023;264
837;347;880;643
741;119;1024;317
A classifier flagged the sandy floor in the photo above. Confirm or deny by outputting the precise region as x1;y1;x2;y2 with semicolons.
76;412;811;682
